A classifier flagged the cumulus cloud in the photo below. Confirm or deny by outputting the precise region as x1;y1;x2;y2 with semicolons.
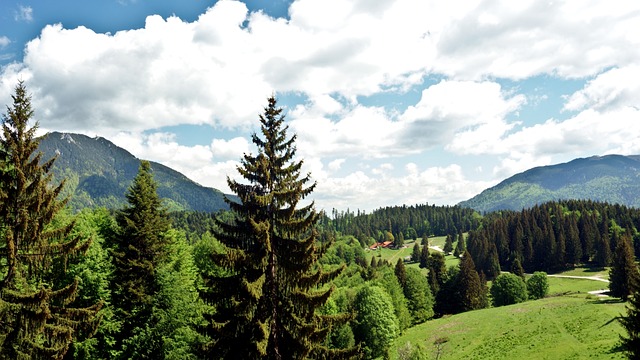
1;0;639;211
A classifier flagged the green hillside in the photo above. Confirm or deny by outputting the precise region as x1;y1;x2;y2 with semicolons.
459;155;640;212
391;294;626;359
38;132;231;212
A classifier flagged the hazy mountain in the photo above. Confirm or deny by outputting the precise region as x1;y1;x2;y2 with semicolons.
39;132;231;212
459;155;640;212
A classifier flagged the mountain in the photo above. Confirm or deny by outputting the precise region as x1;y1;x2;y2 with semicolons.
459;155;640;212
38;132;231;212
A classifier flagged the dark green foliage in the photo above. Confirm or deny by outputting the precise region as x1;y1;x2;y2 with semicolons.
457;251;486;312
527;272;549;300
411;242;421;263
453;231;465;257
619;289;640;358
0;81;101;359
110;160;171;358
465;200;640;275
510;258;525;280
419;243;430;269
402;268;434;324
426;252;446;296
395;232;405;248
321;204;480;240
490;273;528;307
37;132;230;212
200;97;355;359
443;234;453;254
353;285;399;359
609;235;640;301
395;259;407;288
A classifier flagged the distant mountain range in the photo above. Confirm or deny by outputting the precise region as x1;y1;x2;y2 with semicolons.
459;155;640;212
39;132;231;212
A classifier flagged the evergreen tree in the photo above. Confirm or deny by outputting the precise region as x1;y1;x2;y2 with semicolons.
453;232;465;257
609;235;640;301
421;233;429;246
426;252;446;296
395;258;407;288
110;160;171;358
443;234;453;254
510;258;525;280
200;97;355;359
457;251;486;312
419;243;430;269
619;290;640;358
395;232;405;248
0;81;101;358
411;242;420;263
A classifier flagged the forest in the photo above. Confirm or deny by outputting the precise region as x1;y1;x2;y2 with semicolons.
1;82;640;359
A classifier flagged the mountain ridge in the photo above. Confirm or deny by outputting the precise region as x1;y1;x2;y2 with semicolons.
39;131;231;212
459;154;640;212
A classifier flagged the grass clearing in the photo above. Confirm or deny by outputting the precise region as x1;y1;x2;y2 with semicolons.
391;295;626;360
547;276;608;295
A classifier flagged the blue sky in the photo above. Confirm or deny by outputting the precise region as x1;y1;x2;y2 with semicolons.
1;0;639;212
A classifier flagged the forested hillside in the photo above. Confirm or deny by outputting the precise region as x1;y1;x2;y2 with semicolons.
466;199;640;276
38;131;231;212
460;155;640;212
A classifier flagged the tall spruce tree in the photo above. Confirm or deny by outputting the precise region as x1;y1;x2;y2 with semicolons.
0;81;101;359
457;251;486;312
200;96;356;359
609;235;640;301
110;160;171;358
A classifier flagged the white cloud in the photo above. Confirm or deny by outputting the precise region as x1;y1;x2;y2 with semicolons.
312;163;493;211
564;65;640;112
14;5;33;22
0;36;10;48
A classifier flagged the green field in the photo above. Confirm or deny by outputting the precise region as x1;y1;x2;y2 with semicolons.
391;295;627;360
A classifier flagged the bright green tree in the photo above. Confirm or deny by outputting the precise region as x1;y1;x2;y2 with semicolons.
110;160;171;359
353;285;399;359
490;273;528;307
374;265;411;333
403;268;434;324
200;97;356;359
526;271;549;300
0;81;101;359
609;235;640;301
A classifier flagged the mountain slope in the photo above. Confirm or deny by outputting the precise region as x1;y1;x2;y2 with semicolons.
39;132;230;212
459;155;640;212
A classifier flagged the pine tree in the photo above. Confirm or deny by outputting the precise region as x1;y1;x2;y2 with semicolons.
419;243;430;269
619;290;640;358
411;242;420;263
0;81;101;359
443;234;453;254
395;232;405;248
200;97;356;359
110;160;171;358
426;252;446;296
395;258;407;288
453;232;465;257
510;257;525;280
457;251;486;312
609;235;640;301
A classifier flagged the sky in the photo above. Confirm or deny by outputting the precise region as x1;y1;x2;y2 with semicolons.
0;0;639;213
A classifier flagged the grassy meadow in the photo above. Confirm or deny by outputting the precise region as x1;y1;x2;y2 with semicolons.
391;294;626;359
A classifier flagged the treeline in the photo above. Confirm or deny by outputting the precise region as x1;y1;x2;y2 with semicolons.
467;199;640;276
320;204;481;243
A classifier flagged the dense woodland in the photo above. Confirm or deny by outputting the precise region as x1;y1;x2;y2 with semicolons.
2;82;640;359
